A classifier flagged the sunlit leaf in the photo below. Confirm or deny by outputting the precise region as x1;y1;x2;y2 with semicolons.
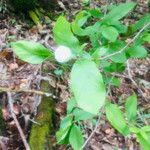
106;103;130;136
69;125;84;150
11;40;52;64
125;94;137;122
71;59;106;114
103;2;136;22
53;16;81;53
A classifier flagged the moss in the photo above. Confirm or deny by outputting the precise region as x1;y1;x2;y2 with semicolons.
29;80;54;150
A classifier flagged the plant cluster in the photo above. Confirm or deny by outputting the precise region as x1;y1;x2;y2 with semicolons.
11;2;150;150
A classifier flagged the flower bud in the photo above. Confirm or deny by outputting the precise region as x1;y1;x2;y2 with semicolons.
54;46;73;63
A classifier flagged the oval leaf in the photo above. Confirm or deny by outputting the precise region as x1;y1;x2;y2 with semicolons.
53;16;80;53
71;60;106;115
11;40;52;64
136;131;150;150
127;46;147;58
101;25;119;42
56;115;73;144
125;94;137;122
103;2;136;22
69;125;84;150
106;103;130;136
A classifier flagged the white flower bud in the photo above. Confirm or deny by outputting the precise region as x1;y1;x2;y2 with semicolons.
54;46;73;63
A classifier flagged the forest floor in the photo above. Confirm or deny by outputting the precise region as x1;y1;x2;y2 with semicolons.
0;0;149;149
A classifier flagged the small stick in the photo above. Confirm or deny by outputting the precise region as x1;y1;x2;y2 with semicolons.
7;92;30;150
80;114;102;150
0;86;53;97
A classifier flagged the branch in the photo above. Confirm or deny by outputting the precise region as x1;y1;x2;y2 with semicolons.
101;22;150;60
0;86;55;98
7;92;30;150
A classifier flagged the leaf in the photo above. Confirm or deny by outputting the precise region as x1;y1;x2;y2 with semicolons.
131;126;150;150
71;59;106;115
104;76;121;87
56;127;70;144
67;98;77;114
101;61;125;73
73;108;94;121
102;41;127;63
109;21;127;33
74;11;91;27
131;13;150;32
60;115;73;129
53;16;80;53
125;94;137;122
143;33;150;43
103;2;136;22
105;103;130;136
69;125;84;150
141;126;150;132
56;115;73;144
130;127;140;133
127;46;147;58
71;22;91;36
101;25;119;42
88;9;102;18
11;40;52;64
136;131;150;150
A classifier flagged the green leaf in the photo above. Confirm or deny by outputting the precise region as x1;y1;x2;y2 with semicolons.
104;76;121;87
71;59;106;115
73;108;94;121
101;25;119;42
72;22;91;36
60;115;73;129
105;103;130;136
101;61;125;73
53;16;80;53
125;94;137;122
109;21;127;33
130;126;140;133
102;41;127;63
11;40;52;64
56;115;73;144
56;127;70;144
69;125;84;150
142;126;150;132
131;13;150;32
67;98;77;114
74;11;91;27
131;126;150;150
88;9;102;18
103;2;136;22
127;46;147;58
136;131;150;150
143;33;150;43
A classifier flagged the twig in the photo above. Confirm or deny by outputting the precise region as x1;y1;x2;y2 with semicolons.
0;86;54;97
101;22;150;60
80;114;101;150
111;73;130;79
7;92;30;150
126;60;148;102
